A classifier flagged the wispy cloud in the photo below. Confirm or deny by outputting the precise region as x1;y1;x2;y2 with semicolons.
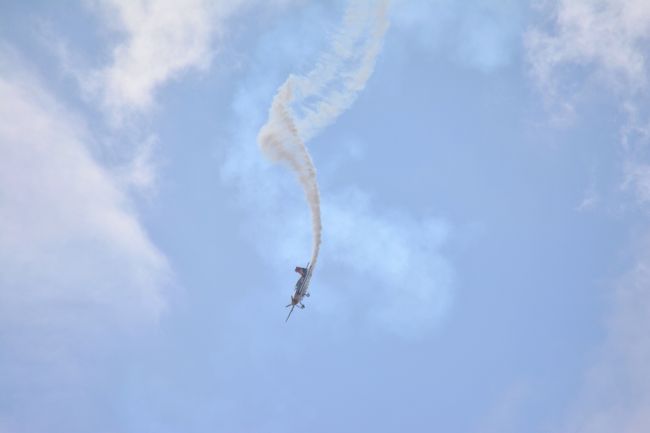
623;161;650;206
0;49;170;322
85;0;301;122
562;243;650;433
87;0;220;118
526;2;650;432
527;0;650;100
526;0;650;207
0;47;171;428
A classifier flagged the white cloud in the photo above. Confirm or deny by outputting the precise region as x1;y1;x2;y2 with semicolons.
526;0;650;103
0;49;170;338
114;133;161;195
86;0;302;120
87;0;222;117
623;162;650;206
562;244;650;433
526;2;650;432
0;47;172;430
526;0;650;203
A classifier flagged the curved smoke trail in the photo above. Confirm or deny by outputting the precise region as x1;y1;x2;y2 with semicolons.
258;83;322;266
257;0;389;271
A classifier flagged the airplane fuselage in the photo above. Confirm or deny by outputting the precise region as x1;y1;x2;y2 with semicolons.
286;263;312;320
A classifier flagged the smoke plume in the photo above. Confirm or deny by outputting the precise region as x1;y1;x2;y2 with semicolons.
257;0;389;271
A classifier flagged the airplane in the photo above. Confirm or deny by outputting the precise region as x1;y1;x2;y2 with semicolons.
285;262;313;321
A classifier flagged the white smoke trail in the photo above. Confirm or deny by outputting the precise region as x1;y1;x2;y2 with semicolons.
258;83;322;266
257;0;390;270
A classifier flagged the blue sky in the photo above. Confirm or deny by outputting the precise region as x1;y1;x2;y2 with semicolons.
1;1;650;432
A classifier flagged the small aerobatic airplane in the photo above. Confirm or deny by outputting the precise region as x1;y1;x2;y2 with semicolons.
285;262;313;321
